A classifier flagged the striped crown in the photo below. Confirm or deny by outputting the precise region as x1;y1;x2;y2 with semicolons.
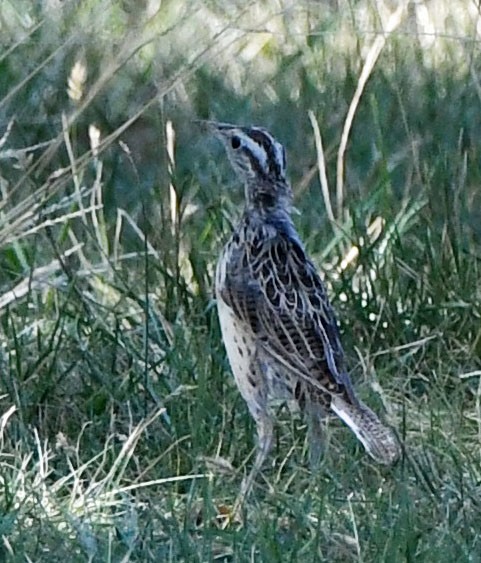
204;121;291;209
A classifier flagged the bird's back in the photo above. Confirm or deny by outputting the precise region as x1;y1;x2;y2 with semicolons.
217;208;355;405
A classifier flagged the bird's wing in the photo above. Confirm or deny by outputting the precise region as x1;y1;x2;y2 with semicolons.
222;228;356;402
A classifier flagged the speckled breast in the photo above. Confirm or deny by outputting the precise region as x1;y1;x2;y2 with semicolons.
215;240;294;405
215;243;259;399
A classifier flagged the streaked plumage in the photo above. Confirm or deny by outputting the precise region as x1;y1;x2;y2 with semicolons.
205;121;400;499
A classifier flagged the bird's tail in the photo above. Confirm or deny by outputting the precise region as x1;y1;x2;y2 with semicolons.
330;396;401;465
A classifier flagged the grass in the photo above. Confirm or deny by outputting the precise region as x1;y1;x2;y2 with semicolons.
1;0;481;561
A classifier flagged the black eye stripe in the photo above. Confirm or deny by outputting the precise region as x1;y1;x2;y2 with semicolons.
248;129;274;154
245;150;266;178
245;128;284;177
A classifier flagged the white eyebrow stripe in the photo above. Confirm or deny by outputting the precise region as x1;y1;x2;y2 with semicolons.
247;128;286;176
273;141;285;173
240;134;268;171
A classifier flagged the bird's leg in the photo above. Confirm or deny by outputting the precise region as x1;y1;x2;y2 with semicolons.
305;401;326;471
306;409;326;470
233;410;274;518
242;413;274;497
229;353;274;519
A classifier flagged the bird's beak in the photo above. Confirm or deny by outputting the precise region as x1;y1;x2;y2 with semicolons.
193;119;217;133
194;119;236;137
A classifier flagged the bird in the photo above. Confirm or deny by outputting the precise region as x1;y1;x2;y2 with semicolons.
204;120;401;502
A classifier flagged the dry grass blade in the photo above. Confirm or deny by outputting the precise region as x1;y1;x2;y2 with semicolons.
308;109;335;226
336;2;409;219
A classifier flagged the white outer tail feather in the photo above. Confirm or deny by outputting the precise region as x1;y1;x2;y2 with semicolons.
331;396;401;465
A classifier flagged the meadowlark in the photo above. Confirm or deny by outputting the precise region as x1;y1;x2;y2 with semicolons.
205;121;400;499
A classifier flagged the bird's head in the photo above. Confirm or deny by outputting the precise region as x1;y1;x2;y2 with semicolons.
201;120;292;211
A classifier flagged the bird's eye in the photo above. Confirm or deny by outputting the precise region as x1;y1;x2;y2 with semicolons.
231;136;241;149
